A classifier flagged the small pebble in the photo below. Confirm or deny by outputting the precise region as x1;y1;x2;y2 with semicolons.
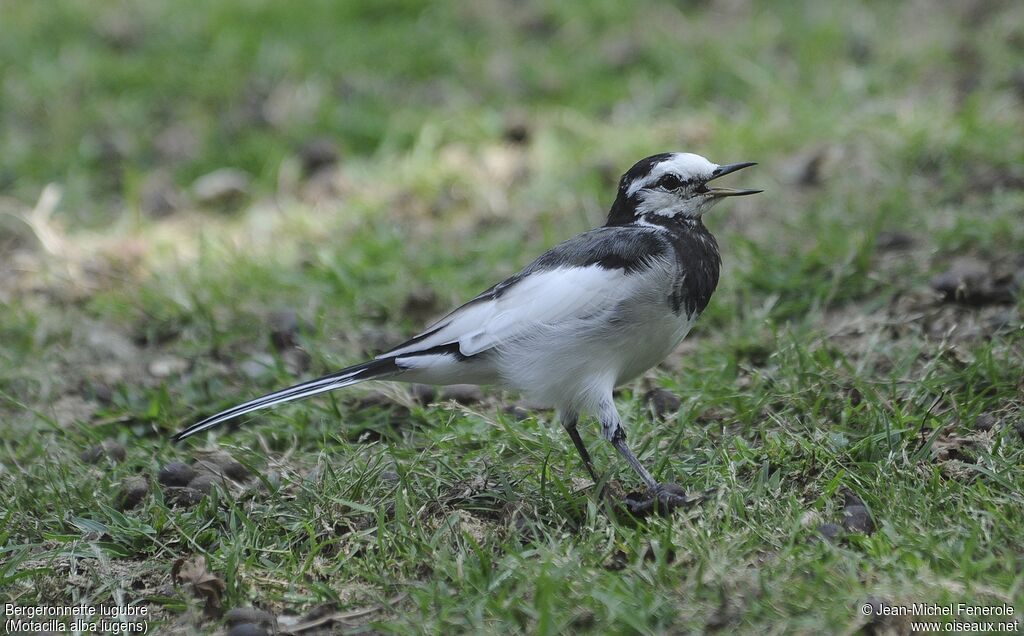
973;413;998;432
139;170;182;217
223;459;252;481
644;388;681;419
117;476;149;510
402;289;439;321
192;168;251;208
503;121;530;145
842;505;876;534
226;623;269;636
411;384;437;405
84;380;115;404
440;384;484;405
283;348;312;373
842;489;865;508
79;439;126;464
815;523;843;543
503;404;531;422
268;309;300;350
297;137;339;176
148;355;188;378
874;231;915;251
187;473;220;495
165;487;205;507
929;257;1015;306
225;607;275;627
197;452;251;480
784;147;829;186
158;461;197;487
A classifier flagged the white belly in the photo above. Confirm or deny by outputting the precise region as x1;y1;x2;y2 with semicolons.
494;287;697;415
613;309;695;386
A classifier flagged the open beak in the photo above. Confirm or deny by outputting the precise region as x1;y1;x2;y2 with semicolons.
707;162;762;197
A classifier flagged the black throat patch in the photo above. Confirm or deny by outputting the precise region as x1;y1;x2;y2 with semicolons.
665;219;721;317
628;215;721;317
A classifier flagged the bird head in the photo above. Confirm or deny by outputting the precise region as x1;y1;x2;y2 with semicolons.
606;152;761;226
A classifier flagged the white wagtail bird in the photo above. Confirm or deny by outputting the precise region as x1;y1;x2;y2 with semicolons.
174;152;760;514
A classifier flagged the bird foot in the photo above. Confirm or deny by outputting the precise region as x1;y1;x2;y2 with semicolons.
623;483;706;517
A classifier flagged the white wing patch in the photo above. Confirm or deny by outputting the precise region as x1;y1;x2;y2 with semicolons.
382;266;631;358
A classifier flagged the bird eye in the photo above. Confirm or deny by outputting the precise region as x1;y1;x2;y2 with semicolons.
657;174;683;190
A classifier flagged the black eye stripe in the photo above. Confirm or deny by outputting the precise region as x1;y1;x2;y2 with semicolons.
653;173;708;191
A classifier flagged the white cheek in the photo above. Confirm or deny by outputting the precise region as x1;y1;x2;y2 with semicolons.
636;190;702;217
693;196;716;216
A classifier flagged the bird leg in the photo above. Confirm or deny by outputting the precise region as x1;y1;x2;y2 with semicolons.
598;398;695;516
609;430;657;490
560;411;599;483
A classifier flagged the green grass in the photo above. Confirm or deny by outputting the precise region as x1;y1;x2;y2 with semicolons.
2;0;1023;633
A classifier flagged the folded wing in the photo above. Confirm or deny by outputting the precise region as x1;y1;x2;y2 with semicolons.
382;226;668;360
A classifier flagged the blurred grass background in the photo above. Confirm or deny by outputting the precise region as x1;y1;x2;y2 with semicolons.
4;0;1019;227
1;1;1023;634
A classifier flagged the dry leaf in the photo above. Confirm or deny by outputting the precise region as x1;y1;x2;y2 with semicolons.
172;555;226;615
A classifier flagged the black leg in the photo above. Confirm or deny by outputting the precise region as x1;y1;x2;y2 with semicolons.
610;429;657;490
561;412;599;483
598;396;697;516
597;398;658;488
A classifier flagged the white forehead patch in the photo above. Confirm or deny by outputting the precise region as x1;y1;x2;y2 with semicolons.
626;153;718;197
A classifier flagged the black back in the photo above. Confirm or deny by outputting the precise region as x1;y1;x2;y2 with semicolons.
491;221;720;319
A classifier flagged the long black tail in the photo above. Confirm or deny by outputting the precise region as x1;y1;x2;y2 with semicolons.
173;357;399;441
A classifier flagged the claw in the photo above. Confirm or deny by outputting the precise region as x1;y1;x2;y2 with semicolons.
623;483;707;517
